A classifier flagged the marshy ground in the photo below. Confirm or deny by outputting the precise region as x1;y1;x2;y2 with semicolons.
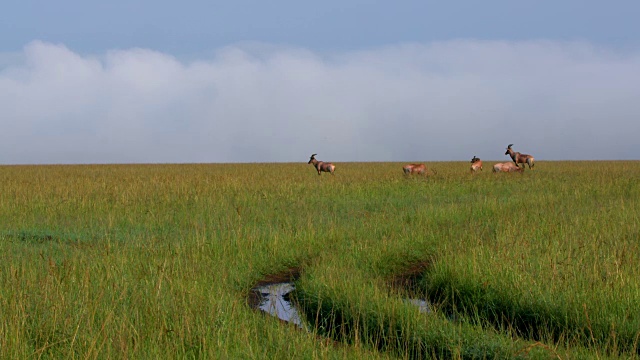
1;161;638;358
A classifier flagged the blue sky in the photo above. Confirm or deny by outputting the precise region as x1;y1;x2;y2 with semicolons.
1;1;640;163
3;1;639;54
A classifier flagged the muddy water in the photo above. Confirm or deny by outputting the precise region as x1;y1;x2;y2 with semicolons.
251;282;306;329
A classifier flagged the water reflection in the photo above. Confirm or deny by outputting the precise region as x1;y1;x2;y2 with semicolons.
252;282;305;329
405;298;431;313
251;281;431;331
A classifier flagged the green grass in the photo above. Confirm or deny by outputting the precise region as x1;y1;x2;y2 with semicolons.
0;161;638;358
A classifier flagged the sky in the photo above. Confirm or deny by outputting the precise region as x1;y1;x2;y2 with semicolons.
1;1;640;164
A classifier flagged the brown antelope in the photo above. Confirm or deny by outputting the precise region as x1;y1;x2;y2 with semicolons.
308;154;335;175
403;163;427;175
505;144;535;170
470;156;483;173
492;162;523;173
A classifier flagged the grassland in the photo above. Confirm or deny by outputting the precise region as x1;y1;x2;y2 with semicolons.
0;161;638;359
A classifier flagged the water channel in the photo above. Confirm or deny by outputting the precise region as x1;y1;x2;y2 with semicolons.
250;281;431;328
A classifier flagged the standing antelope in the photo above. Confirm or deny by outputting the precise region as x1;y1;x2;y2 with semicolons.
492;162;523;173
505;144;535;170
403;163;427;175
308;154;335;175
470;156;483;173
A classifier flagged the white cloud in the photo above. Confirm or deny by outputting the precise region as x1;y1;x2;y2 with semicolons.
1;40;639;164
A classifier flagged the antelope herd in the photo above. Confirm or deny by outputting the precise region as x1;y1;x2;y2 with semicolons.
308;144;535;176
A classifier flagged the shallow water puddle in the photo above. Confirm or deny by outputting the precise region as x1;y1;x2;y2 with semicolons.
248;263;433;334
251;282;306;329
251;281;431;329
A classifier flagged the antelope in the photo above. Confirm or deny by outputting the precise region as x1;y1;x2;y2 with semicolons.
505;144;535;170
308;154;335;175
492;162;523;173
403;163;426;175
470;156;483;173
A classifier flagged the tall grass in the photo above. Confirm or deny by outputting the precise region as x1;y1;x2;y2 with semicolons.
0;161;638;358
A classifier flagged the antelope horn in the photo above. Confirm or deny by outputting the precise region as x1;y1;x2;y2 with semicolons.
310;153;317;157
507;144;513;149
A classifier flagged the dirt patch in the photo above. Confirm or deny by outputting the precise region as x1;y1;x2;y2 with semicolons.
388;261;429;295
388;261;432;314
253;267;301;287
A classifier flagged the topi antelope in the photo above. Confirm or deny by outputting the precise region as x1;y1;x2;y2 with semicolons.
492;162;523;173
403;163;427;175
308;154;335;175
505;144;535;170
470;156;483;173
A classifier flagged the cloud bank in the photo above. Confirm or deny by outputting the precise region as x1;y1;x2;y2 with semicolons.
1;40;639;164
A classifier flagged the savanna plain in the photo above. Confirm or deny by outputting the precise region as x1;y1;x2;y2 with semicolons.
1;161;639;359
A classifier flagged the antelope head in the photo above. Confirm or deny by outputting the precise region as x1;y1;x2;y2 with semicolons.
505;144;514;155
308;153;317;164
